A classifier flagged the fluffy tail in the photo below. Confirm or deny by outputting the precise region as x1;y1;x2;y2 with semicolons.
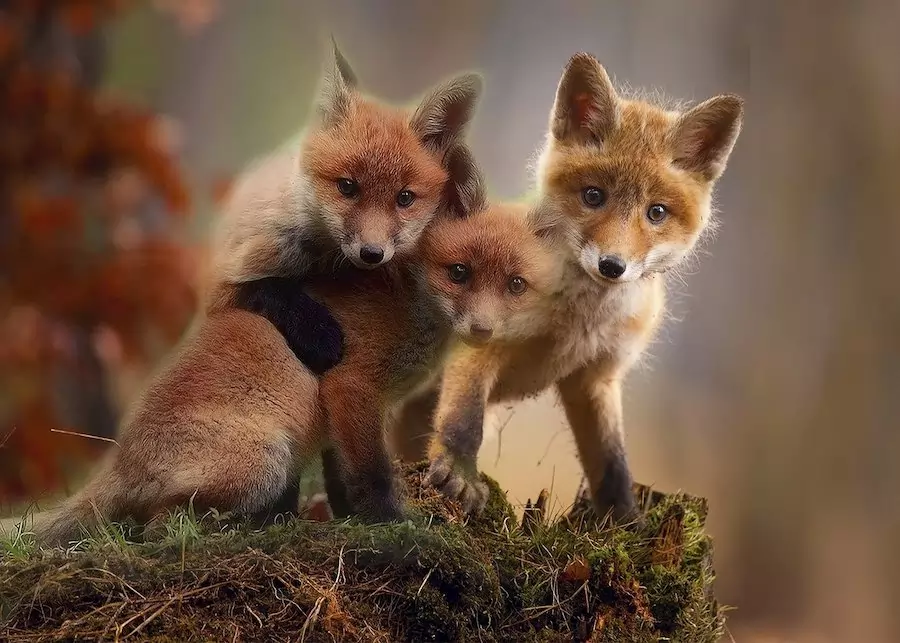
5;457;128;548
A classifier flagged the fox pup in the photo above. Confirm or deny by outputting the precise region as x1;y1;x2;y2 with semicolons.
232;200;563;522
395;52;744;520
10;44;485;547
214;40;482;280
212;41;483;373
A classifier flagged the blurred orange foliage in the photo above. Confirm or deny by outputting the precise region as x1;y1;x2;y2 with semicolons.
0;1;200;501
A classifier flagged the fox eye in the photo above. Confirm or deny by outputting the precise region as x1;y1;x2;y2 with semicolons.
647;204;668;223
397;189;416;208
337;178;359;198
508;276;527;295
448;263;470;284
581;186;607;208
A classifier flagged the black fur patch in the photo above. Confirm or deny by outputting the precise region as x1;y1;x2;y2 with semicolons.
321;448;352;519
232;277;344;375
592;450;637;522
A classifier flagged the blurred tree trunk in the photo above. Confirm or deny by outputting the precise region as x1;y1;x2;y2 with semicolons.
8;5;118;440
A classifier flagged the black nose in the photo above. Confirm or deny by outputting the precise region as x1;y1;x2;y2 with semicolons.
469;324;494;342
598;255;627;279
359;245;385;265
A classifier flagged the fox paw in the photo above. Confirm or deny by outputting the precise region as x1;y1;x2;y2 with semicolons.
425;454;489;515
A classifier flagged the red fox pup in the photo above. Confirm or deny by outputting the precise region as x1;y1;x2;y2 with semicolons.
282;199;562;522
5;43;486;546
405;52;744;521
213;40;482;282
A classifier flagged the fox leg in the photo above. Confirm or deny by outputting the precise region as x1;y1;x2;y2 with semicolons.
320;447;352;519
555;364;638;523
389;386;439;462
319;369;404;522
425;349;498;514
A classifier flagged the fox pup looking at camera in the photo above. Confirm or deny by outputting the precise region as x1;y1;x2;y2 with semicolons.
393;52;744;521
224;198;564;523
4;42;485;547
212;41;483;374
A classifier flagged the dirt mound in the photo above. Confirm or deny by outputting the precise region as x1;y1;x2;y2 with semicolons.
0;463;724;642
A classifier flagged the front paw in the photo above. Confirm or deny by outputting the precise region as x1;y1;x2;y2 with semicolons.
425;453;489;515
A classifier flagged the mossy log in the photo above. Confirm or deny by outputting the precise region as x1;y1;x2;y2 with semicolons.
1;464;724;642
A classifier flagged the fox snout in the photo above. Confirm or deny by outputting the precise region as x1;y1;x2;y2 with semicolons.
454;315;496;346
341;239;394;269
579;243;635;283
359;244;386;265
467;322;494;343
340;213;398;269
597;255;627;280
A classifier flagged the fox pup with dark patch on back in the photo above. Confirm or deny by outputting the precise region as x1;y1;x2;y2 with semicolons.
3;42;485;547
392;52;744;521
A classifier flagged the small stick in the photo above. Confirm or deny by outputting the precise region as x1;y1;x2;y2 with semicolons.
0;427;16;448
50;428;119;447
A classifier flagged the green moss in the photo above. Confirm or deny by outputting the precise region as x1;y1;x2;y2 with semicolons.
1;467;725;641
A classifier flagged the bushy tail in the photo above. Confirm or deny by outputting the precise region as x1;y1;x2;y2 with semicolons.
4;457;129;548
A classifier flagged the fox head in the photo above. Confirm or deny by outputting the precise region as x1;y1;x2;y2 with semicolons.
420;198;562;347
535;52;743;284
301;42;484;269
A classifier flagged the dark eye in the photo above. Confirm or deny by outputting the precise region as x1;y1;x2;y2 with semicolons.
508;276;527;295
448;263;469;284
397;189;416;208
581;186;606;208
647;204;668;223
337;178;359;197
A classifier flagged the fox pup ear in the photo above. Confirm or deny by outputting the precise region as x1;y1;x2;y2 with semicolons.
316;38;359;126
442;143;487;218
551;53;619;143
525;201;566;240
410;73;483;154
672;94;744;181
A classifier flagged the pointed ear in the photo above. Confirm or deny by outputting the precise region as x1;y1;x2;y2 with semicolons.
550;53;619;143
672;94;744;181
315;38;359;126
442;143;487;218
526;201;566;239
410;73;483;154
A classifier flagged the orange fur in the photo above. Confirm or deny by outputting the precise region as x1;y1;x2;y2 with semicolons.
211;41;483;284
304;201;562;521
402;52;744;520
14;43;489;546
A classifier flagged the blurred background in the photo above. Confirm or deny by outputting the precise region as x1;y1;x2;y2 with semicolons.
1;1;898;641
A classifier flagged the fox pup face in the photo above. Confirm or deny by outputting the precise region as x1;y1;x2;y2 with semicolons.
302;43;483;269
536;53;743;284
421;204;562;346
